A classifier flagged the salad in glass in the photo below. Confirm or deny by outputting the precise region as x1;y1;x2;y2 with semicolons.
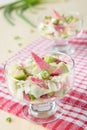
5;52;74;123
38;10;83;54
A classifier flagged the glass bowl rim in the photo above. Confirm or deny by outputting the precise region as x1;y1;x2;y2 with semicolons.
4;51;75;81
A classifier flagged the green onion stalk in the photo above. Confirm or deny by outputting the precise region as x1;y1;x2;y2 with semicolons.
0;0;53;27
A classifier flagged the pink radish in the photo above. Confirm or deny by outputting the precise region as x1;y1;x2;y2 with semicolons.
31;77;48;89
31;52;51;70
51;62;69;76
23;92;30;101
51;68;62;76
53;24;65;31
53;10;64;21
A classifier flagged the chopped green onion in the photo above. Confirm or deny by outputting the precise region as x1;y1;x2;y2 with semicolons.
18;43;23;47
8;49;12;53
41;70;50;79
44;16;52;19
48;92;55;96
30;94;36;100
66;15;74;24
53;19;60;24
30;30;35;33
6;117;12;123
14;36;21;40
44;56;55;63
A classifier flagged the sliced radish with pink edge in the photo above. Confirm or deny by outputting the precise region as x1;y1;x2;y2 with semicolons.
53;24;65;32
23;92;30;101
40;94;49;99
51;62;69;76
51;69;62;76
53;10;64;21
31;77;48;89
31;52;51;70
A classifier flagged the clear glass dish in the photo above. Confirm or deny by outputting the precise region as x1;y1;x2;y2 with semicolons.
4;52;74;124
38;11;83;54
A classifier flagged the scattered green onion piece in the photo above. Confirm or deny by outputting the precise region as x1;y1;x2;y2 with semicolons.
6;117;12;123
18;43;23;47
30;29;35;33
14;36;21;40
8;49;12;53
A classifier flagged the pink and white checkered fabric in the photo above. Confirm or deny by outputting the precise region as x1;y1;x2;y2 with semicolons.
0;31;87;130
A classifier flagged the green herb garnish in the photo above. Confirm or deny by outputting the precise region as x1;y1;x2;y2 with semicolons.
30;30;35;33
53;19;60;24
18;43;23;47
8;49;12;53
14;36;21;40
44;56;55;63
6;117;12;123
66;15;74;24
44;16;51;19
30;94;36;100
41;70;50;79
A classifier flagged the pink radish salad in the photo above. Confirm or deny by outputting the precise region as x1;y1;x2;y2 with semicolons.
7;52;71;102
38;10;80;39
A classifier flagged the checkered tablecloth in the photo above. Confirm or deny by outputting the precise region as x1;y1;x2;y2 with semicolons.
0;31;87;130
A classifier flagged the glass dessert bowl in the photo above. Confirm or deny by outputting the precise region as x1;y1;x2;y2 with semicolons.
38;10;83;54
4;52;74;124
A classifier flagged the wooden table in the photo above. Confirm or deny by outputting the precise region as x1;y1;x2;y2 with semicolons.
0;0;87;130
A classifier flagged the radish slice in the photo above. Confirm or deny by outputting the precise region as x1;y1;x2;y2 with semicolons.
51;62;69;76
31;77;48;89
23;92;30;101
53;24;65;31
51;69;61;76
31;52;51;70
53;10;64;21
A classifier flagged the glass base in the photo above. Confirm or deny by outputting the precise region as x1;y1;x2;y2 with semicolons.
23;102;63;124
50;40;75;54
50;44;75;54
